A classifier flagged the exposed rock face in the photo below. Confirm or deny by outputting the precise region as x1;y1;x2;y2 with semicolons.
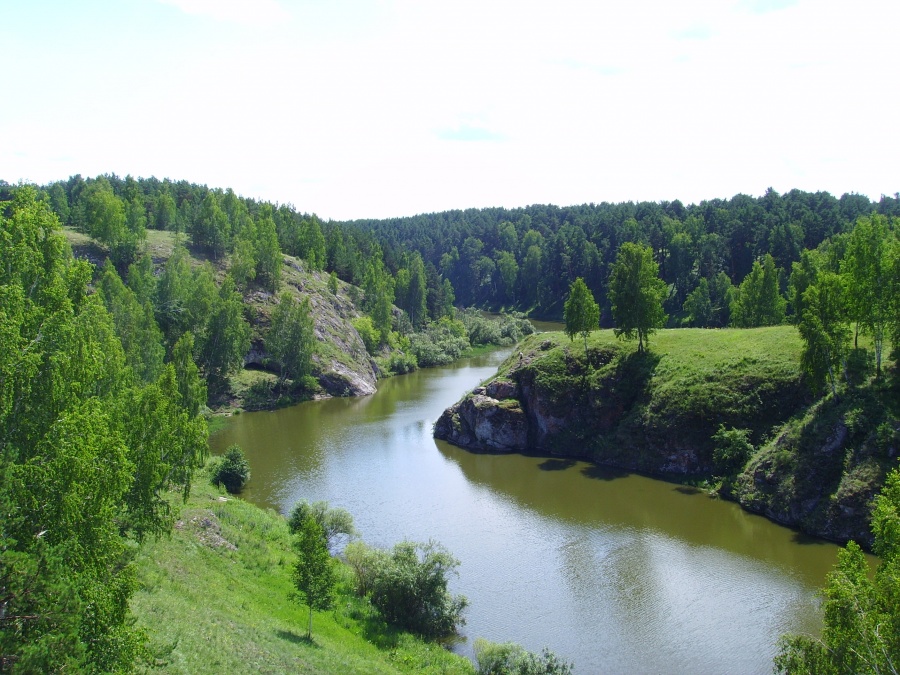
434;333;886;546
319;360;377;397
435;386;527;452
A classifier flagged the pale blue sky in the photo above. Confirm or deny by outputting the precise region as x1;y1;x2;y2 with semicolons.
3;0;898;220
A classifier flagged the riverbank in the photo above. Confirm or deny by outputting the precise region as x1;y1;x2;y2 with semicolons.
435;327;899;547
131;464;474;674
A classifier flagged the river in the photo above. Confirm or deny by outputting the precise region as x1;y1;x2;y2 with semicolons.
211;341;849;674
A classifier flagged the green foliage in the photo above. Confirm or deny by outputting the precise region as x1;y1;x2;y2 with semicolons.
212;444;251;493
255;204;282;292
292;516;336;638
380;349;419;375
456;309;534;347
775;466;900;674
130;475;475;674
841;213;896;375
798;272;851;397
682;277;712;327
348;540;468;639
81;176;144;265
268;292;316;384
192;191;230;258
0;186;206;671
474;638;573;675
353;315;380;355
608;242;667;352
711;425;754;475
288;500;357;553
171;331;208;417
196;274;252;389
328;270;339;295
730;253;786;327
98;259;165;383
563;277;599;354
408;319;471;367
395;252;428;328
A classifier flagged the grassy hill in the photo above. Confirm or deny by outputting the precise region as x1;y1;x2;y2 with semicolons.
63;227;381;412
132;467;474;674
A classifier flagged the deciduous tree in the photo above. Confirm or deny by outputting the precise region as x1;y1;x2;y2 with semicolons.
608;242;667;352
292;517;335;638
563;277;599;354
268;292;316;385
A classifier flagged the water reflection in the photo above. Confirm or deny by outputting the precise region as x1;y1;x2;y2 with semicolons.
211;346;856;674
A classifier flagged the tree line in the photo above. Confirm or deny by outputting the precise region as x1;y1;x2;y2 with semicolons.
340;189;900;325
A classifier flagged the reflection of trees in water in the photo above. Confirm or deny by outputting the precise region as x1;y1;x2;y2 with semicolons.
436;442;847;582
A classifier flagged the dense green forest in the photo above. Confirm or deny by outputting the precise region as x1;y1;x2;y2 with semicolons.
343;189;900;322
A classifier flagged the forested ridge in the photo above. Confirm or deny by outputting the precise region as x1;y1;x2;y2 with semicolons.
343;189;900;319
3;173;900;672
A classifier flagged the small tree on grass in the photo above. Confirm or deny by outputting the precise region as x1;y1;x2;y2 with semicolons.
711;425;754;476
798;272;850;399
563;277;600;356
211;444;251;493
347;539;468;638
608;242;667;353
293;516;335;639
288;499;357;553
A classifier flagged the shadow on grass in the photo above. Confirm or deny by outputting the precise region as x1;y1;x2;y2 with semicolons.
344;605;401;651
537;458;577;472
276;629;318;647
580;464;631;481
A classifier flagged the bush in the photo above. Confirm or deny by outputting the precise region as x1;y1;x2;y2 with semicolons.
474;638;573;675
349;540;467;638
352;316;380;355
386;351;417;375
408;322;469;367
712;426;754;475
211;444;251;493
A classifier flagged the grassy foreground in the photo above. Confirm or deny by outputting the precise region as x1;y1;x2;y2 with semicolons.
131;468;474;674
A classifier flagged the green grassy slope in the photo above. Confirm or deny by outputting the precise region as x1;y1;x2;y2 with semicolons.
132;471;474;674
498;326;806;471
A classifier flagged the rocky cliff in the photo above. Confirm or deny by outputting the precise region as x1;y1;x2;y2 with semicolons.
435;328;897;547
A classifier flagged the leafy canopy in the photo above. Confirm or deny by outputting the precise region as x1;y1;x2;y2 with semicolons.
563;277;599;354
608;242;667;352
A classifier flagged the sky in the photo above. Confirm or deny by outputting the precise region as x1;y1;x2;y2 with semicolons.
3;0;898;220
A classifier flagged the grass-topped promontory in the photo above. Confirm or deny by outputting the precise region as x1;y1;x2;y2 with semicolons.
476;326;898;545
131;467;474;674
498;326;806;469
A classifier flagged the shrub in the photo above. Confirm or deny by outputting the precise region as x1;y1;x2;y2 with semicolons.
408;323;469;367
474;638;573;675
712;426;754;475
386;351;417;375
352;316;379;355
211;444;251;493
350;540;467;638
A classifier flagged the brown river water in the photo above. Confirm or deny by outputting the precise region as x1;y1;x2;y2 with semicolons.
211;330;861;674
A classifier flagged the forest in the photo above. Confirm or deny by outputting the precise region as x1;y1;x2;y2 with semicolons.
2;173;899;673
